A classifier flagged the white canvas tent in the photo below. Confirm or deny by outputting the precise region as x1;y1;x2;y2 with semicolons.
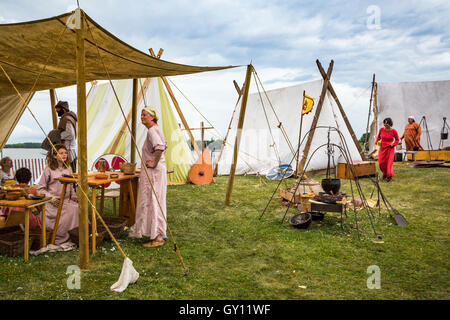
368;80;450;153
216;78;363;176
86;77;193;184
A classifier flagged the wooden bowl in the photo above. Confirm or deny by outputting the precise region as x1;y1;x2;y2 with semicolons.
95;173;108;180
110;173;119;179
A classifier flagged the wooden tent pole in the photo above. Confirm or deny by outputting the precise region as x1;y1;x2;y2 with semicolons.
316;60;367;160
49;89;58;129
149;48;201;156
130;78;138;164
213;80;244;176
75;10;89;270
297;60;334;173
364;74;376;151
225;64;253;206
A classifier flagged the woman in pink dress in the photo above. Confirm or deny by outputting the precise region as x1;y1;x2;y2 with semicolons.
37;144;79;244
134;107;168;248
375;118;399;182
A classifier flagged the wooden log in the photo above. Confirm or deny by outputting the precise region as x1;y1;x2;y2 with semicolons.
76;10;89;270
225;64;253;206
316;60;367;161
297;60;334;173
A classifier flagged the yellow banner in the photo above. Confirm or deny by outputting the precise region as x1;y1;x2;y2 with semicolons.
302;94;314;115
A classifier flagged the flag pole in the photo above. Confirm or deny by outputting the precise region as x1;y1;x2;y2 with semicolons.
296;90;305;177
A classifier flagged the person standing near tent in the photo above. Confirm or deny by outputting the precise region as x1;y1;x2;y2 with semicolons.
133;106;168;248
55;101;78;172
400;116;423;151
375;117;399;182
37;144;79;245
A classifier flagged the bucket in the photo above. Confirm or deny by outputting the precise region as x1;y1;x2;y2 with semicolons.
441;132;448;140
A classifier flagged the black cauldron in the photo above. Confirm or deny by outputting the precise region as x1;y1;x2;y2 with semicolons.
289;212;312;229
321;178;341;195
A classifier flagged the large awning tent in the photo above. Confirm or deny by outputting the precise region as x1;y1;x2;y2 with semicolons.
0;8;236;271
367;80;450;154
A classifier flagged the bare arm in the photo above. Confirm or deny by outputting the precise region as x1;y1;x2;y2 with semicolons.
146;150;163;168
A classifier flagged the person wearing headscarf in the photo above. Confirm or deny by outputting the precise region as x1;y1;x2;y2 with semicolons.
375;117;399;182
400;116;423;151
55;101;78;172
131;106;168;248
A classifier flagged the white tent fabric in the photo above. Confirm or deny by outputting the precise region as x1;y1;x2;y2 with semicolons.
216;79;362;175
372;80;450;152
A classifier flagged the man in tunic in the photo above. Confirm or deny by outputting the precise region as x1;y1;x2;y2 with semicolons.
55;101;78;172
400;116;423;151
132;106;168;248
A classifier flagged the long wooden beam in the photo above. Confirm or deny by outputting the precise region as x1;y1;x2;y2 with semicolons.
297;60;334;173
76;9;89;270
149;48;202;156
130;78;138;163
49;89;58;129
225;64;253;206
316;60;367;160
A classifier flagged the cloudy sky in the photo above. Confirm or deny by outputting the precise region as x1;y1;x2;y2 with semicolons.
1;0;450;144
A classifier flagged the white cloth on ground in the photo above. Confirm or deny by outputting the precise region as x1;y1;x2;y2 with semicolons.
110;257;140;293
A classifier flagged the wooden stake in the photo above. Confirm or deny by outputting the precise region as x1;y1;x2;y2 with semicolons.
75;10;89;270
316;60;367;160
298;60;334;174
148;48;201;156
49;89;58;129
225;64;253;206
130;78;138;164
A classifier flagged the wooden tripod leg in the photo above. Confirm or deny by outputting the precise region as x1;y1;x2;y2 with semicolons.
41;205;47;248
51;183;67;245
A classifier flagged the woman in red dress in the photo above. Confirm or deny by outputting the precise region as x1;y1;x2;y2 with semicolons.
375;117;399;182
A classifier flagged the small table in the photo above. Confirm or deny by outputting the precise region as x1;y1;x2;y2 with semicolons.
0;197;51;262
54;172;138;254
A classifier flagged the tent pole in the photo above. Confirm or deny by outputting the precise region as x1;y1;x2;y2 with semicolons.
316;60;367;161
213;80;244;176
49;89;58;129
225;64;253;206
298;60;334;174
364;74;376;152
75;9;89;270
130;78;138;164
149;48;201;157
295;90;305;176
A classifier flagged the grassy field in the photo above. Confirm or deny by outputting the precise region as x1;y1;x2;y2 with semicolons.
0;162;449;300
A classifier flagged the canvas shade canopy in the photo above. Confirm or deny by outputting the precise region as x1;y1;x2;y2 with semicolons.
216;79;362;176
0;10;236;148
368;80;450;153
86;78;192;184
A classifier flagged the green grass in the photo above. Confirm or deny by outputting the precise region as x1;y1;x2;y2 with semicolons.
0;162;449;299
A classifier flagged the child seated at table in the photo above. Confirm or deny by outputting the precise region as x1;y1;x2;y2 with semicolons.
0;167;42;230
37;144;79;245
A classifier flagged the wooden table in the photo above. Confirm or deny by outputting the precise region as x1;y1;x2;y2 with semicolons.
0;197;51;262
54;172;139;254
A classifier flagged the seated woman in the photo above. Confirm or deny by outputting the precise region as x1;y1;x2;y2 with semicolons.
37;144;79;245
0;156;16;187
0;167;42;230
